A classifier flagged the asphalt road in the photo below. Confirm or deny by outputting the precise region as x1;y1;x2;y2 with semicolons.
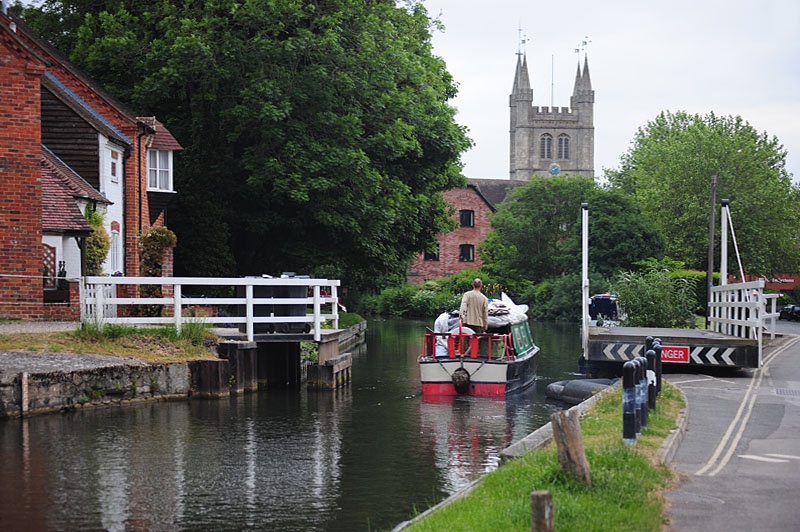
664;319;800;531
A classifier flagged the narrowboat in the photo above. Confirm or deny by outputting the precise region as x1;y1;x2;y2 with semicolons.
419;294;539;397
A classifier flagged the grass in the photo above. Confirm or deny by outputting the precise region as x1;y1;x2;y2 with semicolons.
406;384;684;531
0;323;220;363
0;313;365;364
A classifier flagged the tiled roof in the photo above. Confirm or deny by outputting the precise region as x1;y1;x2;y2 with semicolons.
43;146;110;205
138;117;183;151
41;148;109;234
467;178;529;208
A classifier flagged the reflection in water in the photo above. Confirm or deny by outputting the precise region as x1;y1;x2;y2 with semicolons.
0;319;581;531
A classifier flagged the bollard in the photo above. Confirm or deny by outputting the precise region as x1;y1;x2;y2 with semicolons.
622;361;636;445
646;349;657;411
653;340;663;393
645;335;654;354
636;357;648;431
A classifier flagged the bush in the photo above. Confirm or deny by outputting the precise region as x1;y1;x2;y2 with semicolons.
84;207;110;275
614;267;697;328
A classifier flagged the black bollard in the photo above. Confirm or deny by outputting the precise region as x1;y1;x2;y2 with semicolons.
645;335;654;353
637;357;648;431
631;358;642;436
646;349;657;411
653;340;663;393
622;361;636;445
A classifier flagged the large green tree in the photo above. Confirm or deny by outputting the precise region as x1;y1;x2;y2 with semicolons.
481;176;663;282
20;0;471;290
607;111;800;276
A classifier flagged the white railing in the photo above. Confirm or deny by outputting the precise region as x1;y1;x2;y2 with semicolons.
708;279;779;367
81;276;340;342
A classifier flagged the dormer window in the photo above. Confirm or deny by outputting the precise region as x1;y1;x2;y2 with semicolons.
148;149;173;191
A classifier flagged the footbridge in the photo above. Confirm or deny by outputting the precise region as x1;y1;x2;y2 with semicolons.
80;275;352;392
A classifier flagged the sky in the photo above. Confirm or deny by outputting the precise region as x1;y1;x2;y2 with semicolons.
421;0;800;181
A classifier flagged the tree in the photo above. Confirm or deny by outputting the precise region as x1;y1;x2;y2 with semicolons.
20;0;471;292
607;111;800;276
481;176;663;283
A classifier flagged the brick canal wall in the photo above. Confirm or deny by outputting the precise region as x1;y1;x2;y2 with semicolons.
0;321;366;418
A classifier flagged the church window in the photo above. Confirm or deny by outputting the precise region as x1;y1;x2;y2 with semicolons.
459;244;475;262
540;134;553;160
558;135;570;159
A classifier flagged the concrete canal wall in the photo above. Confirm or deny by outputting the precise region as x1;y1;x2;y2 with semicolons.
0;321;366;418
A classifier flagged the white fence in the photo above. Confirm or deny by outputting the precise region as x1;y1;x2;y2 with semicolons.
708;279;779;367
80;276;340;342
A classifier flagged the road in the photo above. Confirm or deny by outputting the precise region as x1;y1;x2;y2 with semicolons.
664;319;800;530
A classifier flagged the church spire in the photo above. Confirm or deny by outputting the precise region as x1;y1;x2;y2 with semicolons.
511;53;533;104
571;53;594;106
512;53;532;97
580;55;592;91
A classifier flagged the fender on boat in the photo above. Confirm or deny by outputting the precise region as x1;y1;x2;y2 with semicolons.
545;378;615;405
451;367;471;394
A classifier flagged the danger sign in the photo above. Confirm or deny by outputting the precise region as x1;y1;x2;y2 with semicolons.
661;345;690;364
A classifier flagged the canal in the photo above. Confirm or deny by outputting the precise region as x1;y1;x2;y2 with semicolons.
0;319;582;531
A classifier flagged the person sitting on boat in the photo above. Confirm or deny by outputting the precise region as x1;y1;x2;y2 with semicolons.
459;278;489;334
434;310;460;357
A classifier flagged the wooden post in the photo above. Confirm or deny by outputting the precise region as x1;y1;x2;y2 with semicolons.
530;490;554;532
551;409;591;486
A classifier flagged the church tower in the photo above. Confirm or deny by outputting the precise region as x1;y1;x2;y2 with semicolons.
509;53;595;179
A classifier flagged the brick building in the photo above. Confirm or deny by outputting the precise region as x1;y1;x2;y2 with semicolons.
407;179;527;282
408;51;595;283
0;6;181;319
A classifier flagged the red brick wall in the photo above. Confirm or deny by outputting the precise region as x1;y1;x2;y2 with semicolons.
0;33;46;318
407;187;493;283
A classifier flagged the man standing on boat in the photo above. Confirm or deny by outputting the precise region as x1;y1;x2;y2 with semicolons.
460;278;489;333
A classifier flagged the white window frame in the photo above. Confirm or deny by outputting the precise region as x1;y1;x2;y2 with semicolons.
104;144;123;187
147;149;173;192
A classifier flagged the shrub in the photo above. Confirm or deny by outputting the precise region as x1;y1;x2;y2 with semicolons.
84;207;110;275
614;267;697;328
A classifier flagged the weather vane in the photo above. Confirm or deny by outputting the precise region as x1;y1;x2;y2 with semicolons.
574;36;592;54
517;24;529;57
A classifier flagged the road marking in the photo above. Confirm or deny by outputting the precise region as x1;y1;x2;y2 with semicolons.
739;454;789;463
766;453;800;460
694;335;800;476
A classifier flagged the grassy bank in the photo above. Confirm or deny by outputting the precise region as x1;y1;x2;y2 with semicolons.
0;313;364;364
406;384;684;531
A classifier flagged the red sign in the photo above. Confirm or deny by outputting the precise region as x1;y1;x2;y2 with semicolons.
661;345;690;364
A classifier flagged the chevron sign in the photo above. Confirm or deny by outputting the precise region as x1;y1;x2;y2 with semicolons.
661;345;690;363
689;346;737;365
601;343;643;361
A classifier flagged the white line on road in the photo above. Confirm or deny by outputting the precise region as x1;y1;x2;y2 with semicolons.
694;335;800;476
739;454;789;463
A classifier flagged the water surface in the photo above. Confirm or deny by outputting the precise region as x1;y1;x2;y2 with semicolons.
0;319;581;531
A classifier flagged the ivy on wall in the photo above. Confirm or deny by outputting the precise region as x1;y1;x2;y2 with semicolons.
139;227;177;277
84;207;110;276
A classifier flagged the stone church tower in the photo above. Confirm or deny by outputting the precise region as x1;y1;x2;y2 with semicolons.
509;53;595;179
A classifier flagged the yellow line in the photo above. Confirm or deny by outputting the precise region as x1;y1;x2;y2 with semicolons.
695;335;800;476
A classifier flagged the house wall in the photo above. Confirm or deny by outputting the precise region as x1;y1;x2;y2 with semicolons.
0;31;46;318
99;136;125;275
407;188;491;283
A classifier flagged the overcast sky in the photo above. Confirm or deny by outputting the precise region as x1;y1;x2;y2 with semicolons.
422;0;800;181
